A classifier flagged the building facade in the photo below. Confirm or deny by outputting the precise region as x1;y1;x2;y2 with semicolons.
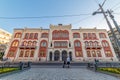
4;24;118;62
0;28;12;53
108;28;120;60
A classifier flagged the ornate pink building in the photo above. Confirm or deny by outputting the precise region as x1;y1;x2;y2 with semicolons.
4;24;118;62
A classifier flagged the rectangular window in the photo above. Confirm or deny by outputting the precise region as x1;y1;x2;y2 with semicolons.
92;33;96;39
40;51;45;57
83;33;87;39
25;51;29;57
105;51;113;57
29;33;34;39
25;33;29;39
88;33;92;39
73;33;80;38
54;41;67;48
41;33;48;38
87;51;91;57
34;33;38;39
99;33;106;38
30;50;34;57
92;51;96;57
97;51;102;57
19;50;24;57
8;51;14;57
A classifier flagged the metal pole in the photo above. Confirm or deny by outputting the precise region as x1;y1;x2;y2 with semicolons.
99;4;120;59
107;10;120;34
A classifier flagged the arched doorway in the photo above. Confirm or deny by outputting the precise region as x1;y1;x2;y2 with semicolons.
54;50;60;61
69;52;72;61
62;50;67;61
49;52;52;61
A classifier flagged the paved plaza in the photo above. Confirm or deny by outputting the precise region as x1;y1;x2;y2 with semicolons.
0;68;120;80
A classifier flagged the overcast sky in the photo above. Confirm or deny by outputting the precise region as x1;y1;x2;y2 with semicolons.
0;0;120;33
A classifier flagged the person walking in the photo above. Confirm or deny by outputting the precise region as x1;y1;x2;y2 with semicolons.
67;56;70;68
63;60;66;68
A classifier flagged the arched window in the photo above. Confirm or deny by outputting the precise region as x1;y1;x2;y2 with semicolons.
74;40;81;47
92;51;96;57
89;41;92;47
69;42;71;47
22;41;27;46
11;40;19;47
85;41;89;46
105;51;113;57
14;33;22;38
28;41;32;46
51;42;52;47
33;41;37;46
41;41;47;47
97;51;102;57
75;41;80;47
102;40;109;47
93;41;98;47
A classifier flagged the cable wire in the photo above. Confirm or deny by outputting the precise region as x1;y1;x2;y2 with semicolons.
110;1;120;10
73;15;93;25
0;14;91;19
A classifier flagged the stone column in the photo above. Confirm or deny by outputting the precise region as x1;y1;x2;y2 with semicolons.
52;52;54;61
60;51;62;61
67;51;69;57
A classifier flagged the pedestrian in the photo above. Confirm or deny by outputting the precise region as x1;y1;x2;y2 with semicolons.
67;56;70;68
63;60;66;68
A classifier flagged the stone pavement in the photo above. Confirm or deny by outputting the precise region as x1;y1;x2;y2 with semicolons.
0;68;120;80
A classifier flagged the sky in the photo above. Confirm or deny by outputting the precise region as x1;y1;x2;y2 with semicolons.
0;0;120;33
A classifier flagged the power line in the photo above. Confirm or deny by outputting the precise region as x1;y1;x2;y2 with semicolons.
73;15;93;25
113;12;120;15
110;1;120;10
113;5;120;11
95;17;105;27
0;13;91;19
94;0;99;5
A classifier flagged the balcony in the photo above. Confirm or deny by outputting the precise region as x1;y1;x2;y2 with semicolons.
19;45;36;49
85;45;102;49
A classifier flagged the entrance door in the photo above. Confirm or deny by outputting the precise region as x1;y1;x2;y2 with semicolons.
62;50;67;61
69;52;72;61
54;51;60;61
49;52;52;61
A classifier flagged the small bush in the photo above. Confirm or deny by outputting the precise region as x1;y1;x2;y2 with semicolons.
98;68;120;74
0;68;19;74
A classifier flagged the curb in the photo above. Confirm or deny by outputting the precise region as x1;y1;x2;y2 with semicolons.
96;70;120;79
87;68;120;79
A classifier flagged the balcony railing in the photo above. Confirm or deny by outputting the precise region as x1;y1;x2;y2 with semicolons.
19;45;36;49
85;45;102;49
